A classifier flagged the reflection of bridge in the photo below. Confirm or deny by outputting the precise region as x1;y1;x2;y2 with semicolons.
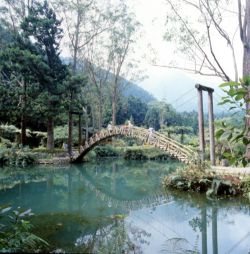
81;172;173;212
72;126;197;164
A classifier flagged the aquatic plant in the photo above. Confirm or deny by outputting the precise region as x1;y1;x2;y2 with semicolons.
0;206;49;253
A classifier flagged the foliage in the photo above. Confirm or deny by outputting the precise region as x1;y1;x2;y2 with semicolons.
163;163;246;198
0;205;49;252
0;146;36;167
124;148;147;160
216;78;250;166
94;145;120;158
117;96;148;126
241;176;250;200
54;125;78;147
124;146;172;161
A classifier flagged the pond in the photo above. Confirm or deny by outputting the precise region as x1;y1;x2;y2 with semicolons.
0;159;250;253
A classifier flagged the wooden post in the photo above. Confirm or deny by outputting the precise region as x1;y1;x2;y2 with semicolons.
208;91;215;166
196;85;205;161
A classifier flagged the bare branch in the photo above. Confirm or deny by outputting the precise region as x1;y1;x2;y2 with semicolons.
238;0;245;43
152;63;227;79
166;0;228;80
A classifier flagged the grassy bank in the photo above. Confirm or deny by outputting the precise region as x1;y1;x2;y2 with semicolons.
163;163;250;200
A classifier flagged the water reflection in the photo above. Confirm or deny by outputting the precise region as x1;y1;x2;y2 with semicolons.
0;160;250;253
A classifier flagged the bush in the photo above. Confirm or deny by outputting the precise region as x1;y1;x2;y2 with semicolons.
94;145;119;158
0;206;49;252
0;147;36;167
54;125;78;148
124;148;147;160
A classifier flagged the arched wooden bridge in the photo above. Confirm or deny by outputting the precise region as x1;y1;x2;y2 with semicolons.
71;126;197;164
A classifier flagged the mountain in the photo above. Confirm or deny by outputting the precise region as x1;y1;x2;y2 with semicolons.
138;67;227;113
62;57;156;104
121;80;156;103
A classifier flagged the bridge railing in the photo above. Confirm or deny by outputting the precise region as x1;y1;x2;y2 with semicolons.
73;125;197;163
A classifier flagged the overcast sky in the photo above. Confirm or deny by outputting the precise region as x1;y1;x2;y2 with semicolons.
124;0;243;112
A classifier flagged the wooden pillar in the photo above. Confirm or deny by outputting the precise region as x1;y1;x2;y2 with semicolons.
78;114;82;153
208;91;215;166
196;86;205;161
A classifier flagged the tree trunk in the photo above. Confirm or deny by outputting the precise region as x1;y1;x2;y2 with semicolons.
244;0;250;159
112;98;116;125
78;114;82;153
98;90;103;130
112;86;117;125
68;110;73;156
47;116;54;150
21;113;26;146
21;79;26;146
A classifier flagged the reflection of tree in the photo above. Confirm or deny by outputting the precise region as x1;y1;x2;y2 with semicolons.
74;219;150;254
161;236;199;254
81;159;176;204
80;170;171;212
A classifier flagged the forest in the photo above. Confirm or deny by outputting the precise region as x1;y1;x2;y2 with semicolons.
0;0;202;158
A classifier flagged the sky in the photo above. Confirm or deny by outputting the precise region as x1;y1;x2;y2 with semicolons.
125;0;243;112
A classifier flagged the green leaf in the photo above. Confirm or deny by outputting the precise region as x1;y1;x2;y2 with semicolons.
220;82;239;87
227;133;233;141
218;99;232;105
223;152;232;158
243;137;250;145
235;94;245;101
242;158;248;167
215;129;224;139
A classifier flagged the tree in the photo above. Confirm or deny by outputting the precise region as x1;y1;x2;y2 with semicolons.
0;33;51;146
107;3;141;125
125;96;148;126
21;0;68;150
163;0;250;160
53;0;115;153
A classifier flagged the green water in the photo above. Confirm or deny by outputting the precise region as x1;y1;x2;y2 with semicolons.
0;159;250;253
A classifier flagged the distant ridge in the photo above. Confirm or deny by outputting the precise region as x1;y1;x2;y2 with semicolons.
62;57;156;104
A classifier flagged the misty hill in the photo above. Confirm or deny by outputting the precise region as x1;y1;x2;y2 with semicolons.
138;67;227;113
62;57;156;104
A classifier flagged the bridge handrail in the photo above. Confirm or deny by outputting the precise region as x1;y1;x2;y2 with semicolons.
130;126;194;155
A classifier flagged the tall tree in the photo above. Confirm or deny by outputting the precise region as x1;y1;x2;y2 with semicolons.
53;0;113;153
21;0;68;150
238;0;250;158
107;4;141;125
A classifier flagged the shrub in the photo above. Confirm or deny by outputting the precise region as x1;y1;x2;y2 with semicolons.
0;147;36;167
0;206;49;252
124;148;147;160
94;145;119;158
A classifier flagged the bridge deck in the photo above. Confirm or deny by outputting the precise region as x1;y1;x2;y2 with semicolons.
71;126;197;164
